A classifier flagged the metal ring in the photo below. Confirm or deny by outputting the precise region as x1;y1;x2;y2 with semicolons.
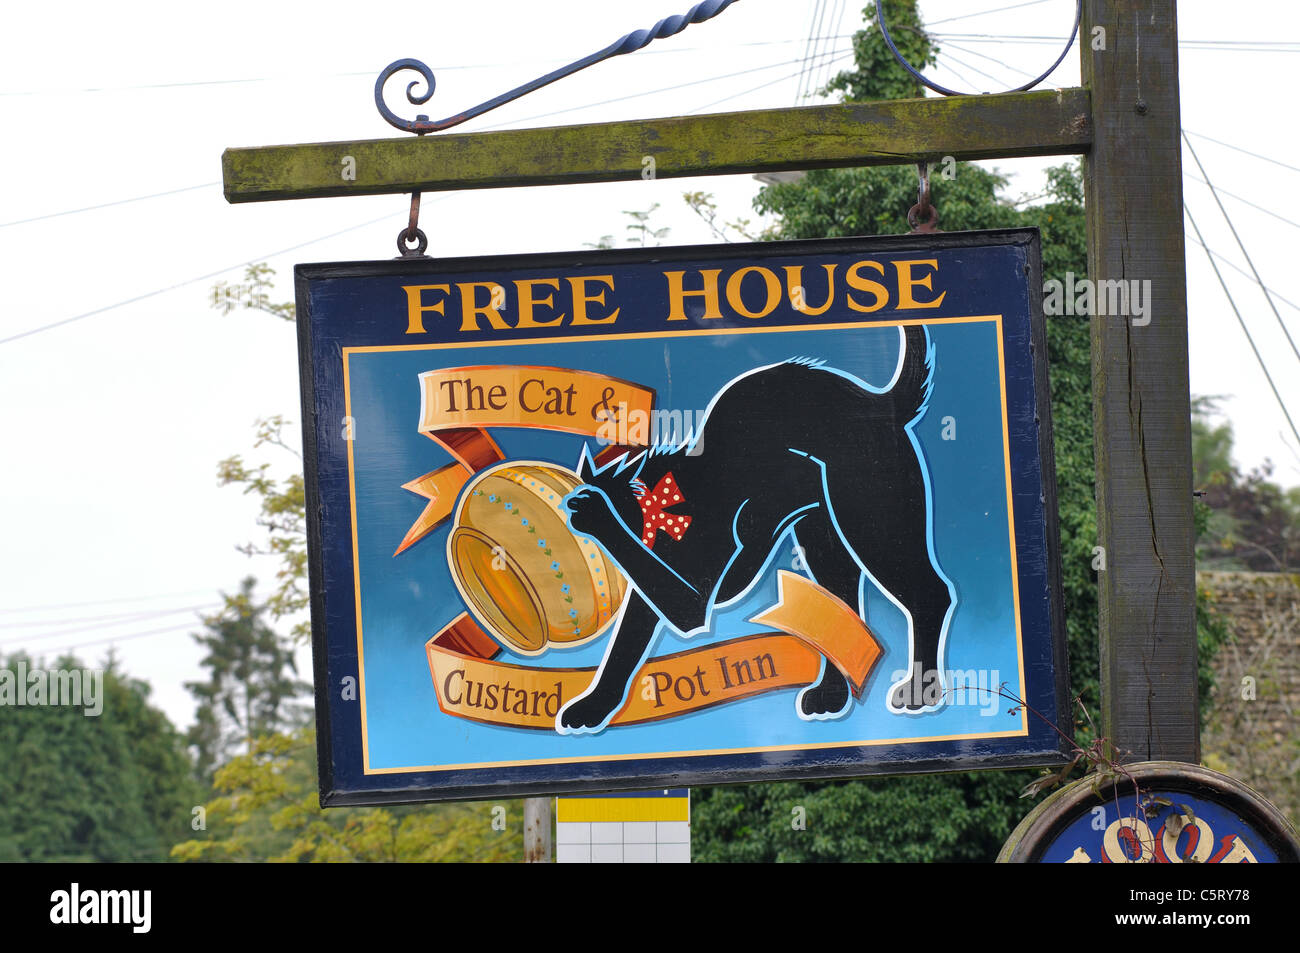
397;226;428;257
874;0;1082;97
907;202;939;232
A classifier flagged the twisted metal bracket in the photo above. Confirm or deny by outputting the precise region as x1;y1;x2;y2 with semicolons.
375;0;742;134
874;0;1081;97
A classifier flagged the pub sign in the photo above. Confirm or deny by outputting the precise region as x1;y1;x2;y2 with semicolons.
295;229;1069;804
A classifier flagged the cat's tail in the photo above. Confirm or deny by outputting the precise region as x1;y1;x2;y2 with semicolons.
888;324;934;422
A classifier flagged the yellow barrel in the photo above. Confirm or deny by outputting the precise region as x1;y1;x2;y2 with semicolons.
448;462;626;655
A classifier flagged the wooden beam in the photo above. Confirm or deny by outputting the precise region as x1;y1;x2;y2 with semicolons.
1083;2;1198;762
223;88;1091;203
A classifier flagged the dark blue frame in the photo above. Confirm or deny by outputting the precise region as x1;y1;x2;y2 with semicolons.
295;229;1070;805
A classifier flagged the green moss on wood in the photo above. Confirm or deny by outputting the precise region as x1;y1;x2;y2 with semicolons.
222;89;1090;203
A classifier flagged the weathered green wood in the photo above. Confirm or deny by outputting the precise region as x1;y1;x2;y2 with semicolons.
1083;1;1198;762
222;88;1091;203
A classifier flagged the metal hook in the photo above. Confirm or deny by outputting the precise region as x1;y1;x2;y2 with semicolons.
908;161;939;233
397;191;429;258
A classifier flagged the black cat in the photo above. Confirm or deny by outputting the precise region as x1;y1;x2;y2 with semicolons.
559;324;955;733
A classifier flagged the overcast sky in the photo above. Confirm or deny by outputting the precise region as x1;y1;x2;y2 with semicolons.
2;0;1296;731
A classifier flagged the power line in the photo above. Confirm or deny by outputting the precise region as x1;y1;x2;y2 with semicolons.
935;47;1020;90
0;602;218;630
931;32;1300;49
6;56;852;233
0;38;847;97
815;0;849;95
1182;129;1300;176
0;183;220;229
796;0;830;104
0;604;220;646
0;73;364;96
932;58;980;95
928;0;1054;27
2;53;846;346
0;588;217;615
480;54;848;131
0;210;398;346
1184;173;1300;232
808;0;847;99
690;52;854;115
1161;40;1300;51
17;621;205;658
929;33;1076;44
1183;203;1300;451
931;33;1300;54
4;62;843;233
1183;130;1300;368
1185;233;1300;315
1164;39;1300;48
938;39;1038;81
796;45;856;105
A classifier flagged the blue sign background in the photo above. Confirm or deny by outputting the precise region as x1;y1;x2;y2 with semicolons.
1040;794;1281;863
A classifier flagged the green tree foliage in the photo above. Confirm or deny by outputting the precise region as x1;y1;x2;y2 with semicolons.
172;728;524;862
216;414;309;642
1187;409;1296;820
1191;398;1300;571
689;0;1228;862
822;0;936;102
208;272;525;862
210;268;308;641
699;771;1056;863
1192;396;1235;489
185;577;310;781
586;205;675;250
0;651;199;862
211;262;295;323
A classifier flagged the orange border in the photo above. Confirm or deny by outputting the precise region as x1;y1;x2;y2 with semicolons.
341;314;1029;774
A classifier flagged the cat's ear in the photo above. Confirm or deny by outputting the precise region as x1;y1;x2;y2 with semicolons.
576;443;598;482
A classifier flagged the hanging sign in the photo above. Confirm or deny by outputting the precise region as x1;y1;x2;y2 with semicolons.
999;761;1300;863
296;229;1069;804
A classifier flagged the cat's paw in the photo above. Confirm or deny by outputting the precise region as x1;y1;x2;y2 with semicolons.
562;485;621;543
556;691;619;734
798;671;850;718
888;665;946;712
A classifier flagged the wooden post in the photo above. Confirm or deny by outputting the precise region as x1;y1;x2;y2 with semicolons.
1081;1;1199;762
523;796;552;863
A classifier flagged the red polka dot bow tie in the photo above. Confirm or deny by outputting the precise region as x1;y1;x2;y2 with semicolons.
637;471;691;547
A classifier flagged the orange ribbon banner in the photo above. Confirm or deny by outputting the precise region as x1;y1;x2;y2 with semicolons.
417;364;655;439
426;573;882;730
395;365;655;554
750;570;880;693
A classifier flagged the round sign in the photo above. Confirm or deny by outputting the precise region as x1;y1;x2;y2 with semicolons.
999;761;1300;863
448;461;626;655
